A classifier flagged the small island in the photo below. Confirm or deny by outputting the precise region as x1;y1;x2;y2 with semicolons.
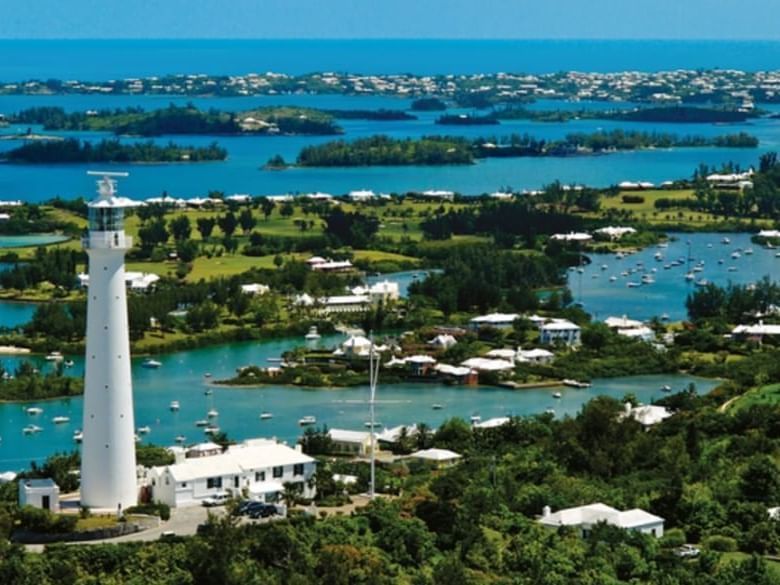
10;104;343;137
0;363;82;402
291;130;758;167
2;138;227;164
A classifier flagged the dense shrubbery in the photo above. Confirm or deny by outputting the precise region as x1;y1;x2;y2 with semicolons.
3;138;227;163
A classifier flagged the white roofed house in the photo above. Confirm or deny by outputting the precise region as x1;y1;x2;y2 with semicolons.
328;429;377;456
620;402;672;428
409;448;462;468
469;313;520;330
539;319;581;346
732;322;780;343
351;280;400;305
539;503;664;538
240;283;270;296
429;334;457;349
348;189;376;202
334;335;387;358
148;438;316;507
517;348;555;364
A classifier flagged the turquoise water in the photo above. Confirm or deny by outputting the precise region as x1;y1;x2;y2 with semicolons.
0;302;36;330
0;333;717;469
0;234;69;248
569;232;780;321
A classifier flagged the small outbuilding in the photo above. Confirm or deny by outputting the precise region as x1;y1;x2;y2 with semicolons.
19;478;60;512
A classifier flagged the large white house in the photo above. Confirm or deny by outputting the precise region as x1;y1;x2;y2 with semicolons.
469;313;520;330
539;319;581;346
148;438;316;507
539;503;664;538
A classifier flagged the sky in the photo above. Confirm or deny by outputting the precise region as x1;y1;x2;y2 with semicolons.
0;0;777;40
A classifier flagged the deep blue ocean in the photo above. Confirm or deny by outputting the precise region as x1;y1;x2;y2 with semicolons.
2;39;780;79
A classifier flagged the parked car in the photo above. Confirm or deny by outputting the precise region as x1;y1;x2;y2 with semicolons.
202;492;231;507
248;503;278;519
675;544;701;558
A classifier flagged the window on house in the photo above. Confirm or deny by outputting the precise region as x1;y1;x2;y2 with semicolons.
255;471;265;482
234;476;239;488
293;464;304;476
181;482;187;488
207;477;222;489
272;466;283;478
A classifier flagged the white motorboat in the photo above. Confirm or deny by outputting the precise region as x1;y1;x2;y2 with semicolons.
175;435;186;443
169;401;180;412
661;385;672;392
432;403;444;410
722;237;731;244
304;326;321;341
26;407;43;415
728;266;738;272
207;409;219;418
601;264;608;270
73;430;83;443
137;425;151;434
745;248;754;255
52;416;70;424
195;419;210;427
260;412;273;420
204;426;220;434
45;351;63;362
552;392;562;399
627;281;641;288
563;379;591;388
203;373;212;378
299;415;317;426
641;275;655;284
142;358;162;369
695;279;711;287
685;272;695;281
731;251;741;260
609;276;617;282
23;425;42;434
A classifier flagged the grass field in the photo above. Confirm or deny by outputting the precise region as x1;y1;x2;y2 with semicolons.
728;383;780;413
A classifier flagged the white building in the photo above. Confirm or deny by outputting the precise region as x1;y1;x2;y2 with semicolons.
539;319;581;346
420;190;455;201
81;172;142;511
429;334;457;349
351;280;400;304
328;429;377;456
621;403;672;427
19;478;60;512
240;283;270;296
149;438;316;507
296;294;370;314
517;348;555;364
348;189;376;202
308;257;354;273
409;448;462;467
550;232;593;243
539;503;664;538
78;271;160;292
595;226;637;240
460;357;515;372
732;322;780;340
469;313;520;330
605;315;644;330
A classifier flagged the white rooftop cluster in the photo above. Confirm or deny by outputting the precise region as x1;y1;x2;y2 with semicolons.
78;271;160;291
604;315;655;341
595;226;637;240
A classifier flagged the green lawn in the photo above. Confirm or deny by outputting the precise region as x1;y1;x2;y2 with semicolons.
729;383;780;413
719;552;780;579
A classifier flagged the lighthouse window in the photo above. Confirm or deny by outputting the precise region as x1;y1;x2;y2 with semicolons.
89;207;124;232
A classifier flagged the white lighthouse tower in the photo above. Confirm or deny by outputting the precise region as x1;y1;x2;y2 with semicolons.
80;171;141;510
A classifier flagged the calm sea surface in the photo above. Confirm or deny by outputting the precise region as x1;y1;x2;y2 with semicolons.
0;40;778;199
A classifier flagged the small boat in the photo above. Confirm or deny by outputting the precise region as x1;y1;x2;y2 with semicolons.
204;389;213;396
616;252;624;259
45;351;63;362
670;260;681;267
695;279;711;287
204;426;220;434
26;407;43;415
23;425;42;434
722;237;731;244
620;271;629;277
661;313;670;321
663;264;671;270
601;264;608;271
52;416;70;424
142;358;162;369
609;276;617;282
470;415;482;424
175;435;186;443
563;379;591;388
432;403;444;410
626;281;641;288
576;268;584;274
169;401;180;412
195;419;209;427
64;360;75;368
693;265;704;273
552;392;562;399
728;266;738;272
685;272;695;281
137;425;151;434
304;326;321;341
745;248;754;255
207;409;219;418
260;412;273;420
203;373;212;378
299;415;317;426
73;430;83;443
654;252;663;261
661;385;672;392
776;252;780;258
718;259;724;265
641;275;655;285
731;251;741;260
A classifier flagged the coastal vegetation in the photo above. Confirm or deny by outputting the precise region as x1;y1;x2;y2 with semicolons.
10;104;342;136
0;361;82;401
494;105;756;124
323;108;416;121
435;113;499;125
410;97;447;111
293;131;758;167
2;138;227;164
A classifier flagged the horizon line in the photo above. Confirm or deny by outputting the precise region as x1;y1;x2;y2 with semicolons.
1;37;780;42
